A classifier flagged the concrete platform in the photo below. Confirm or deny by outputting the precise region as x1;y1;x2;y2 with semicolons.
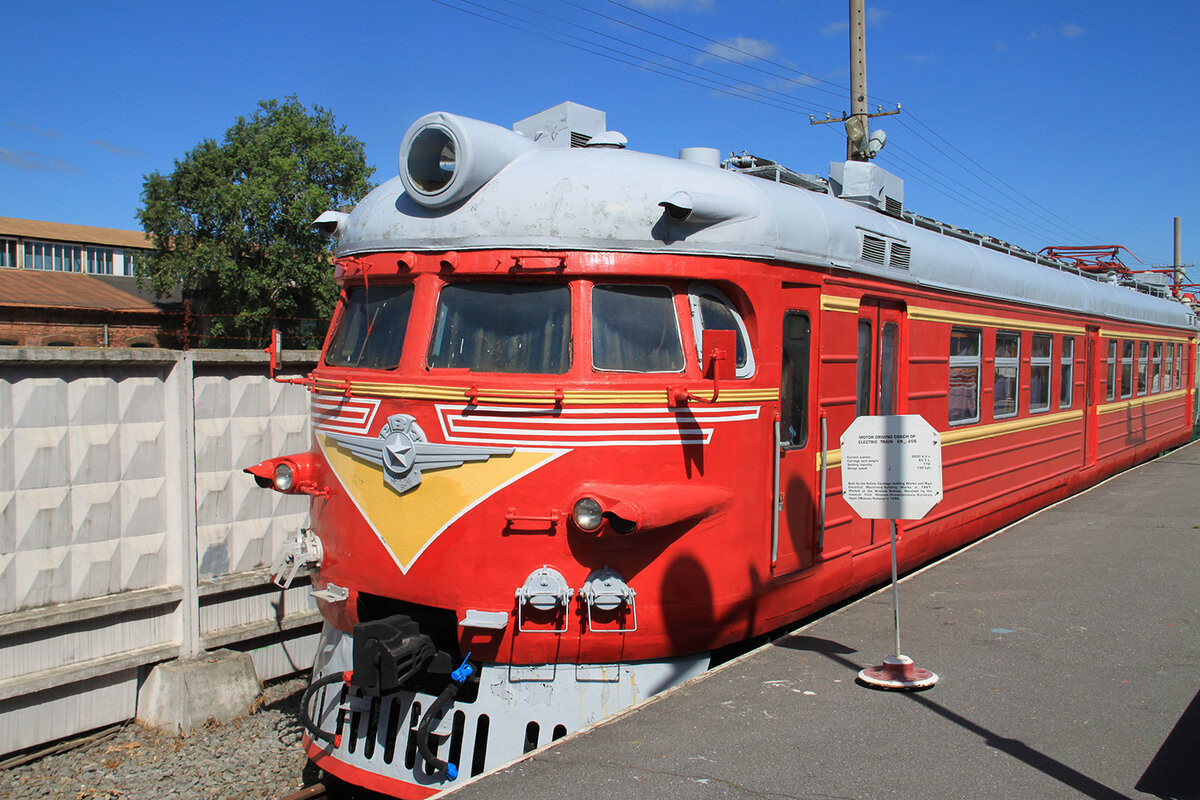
446;442;1200;800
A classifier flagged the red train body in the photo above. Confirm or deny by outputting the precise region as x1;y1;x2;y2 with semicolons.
250;104;1197;797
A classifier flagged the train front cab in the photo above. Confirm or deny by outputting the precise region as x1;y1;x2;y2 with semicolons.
298;252;790;797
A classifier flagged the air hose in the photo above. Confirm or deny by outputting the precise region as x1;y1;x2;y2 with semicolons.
299;669;351;748
415;655;475;780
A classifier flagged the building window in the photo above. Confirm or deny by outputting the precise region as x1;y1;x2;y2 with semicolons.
949;327;981;425
1106;340;1117;401
1;238;16;268
84;246;114;275
994;330;1020;419
1121;341;1134;399
24;241;82;272
1137;341;1148;396
781;312;811;447
122;250;142;277
1060;336;1074;409
1030;333;1052;413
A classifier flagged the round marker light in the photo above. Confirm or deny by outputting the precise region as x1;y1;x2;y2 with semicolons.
573;497;604;532
273;462;295;492
406;126;457;193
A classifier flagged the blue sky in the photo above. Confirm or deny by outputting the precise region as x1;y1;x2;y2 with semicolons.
2;0;1197;274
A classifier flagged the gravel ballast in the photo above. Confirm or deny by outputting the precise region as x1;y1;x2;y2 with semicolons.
0;677;312;800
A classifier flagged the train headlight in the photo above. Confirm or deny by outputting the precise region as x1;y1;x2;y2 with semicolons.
399;112;535;209
273;462;295;492
573;497;604;532
406;125;457;193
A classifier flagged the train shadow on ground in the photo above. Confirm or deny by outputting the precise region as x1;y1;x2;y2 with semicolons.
775;634;1137;800
1135;687;1200;800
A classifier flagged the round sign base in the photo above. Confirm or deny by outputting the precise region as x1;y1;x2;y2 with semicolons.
858;655;938;690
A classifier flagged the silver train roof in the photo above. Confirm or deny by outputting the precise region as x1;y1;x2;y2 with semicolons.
333;107;1197;333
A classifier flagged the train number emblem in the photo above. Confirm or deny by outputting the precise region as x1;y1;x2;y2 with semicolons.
326;414;514;494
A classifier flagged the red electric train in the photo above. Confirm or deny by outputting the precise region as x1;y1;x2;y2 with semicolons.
248;102;1197;798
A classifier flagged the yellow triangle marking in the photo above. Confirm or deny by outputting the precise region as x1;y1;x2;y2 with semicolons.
318;434;563;572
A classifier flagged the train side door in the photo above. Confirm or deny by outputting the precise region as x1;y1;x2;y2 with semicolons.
775;301;819;575
1084;327;1100;466
854;299;904;545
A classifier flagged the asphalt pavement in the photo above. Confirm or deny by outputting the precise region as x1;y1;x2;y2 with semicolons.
445;440;1200;800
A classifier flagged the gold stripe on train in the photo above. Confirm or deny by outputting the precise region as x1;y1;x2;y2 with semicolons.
1097;388;1189;415
313;379;778;405
908;306;1086;335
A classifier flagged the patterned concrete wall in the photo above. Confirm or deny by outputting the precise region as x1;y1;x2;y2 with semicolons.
0;348;322;755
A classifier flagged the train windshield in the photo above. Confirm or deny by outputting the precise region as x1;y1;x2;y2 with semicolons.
592;285;685;372
325;284;414;369
428;283;571;373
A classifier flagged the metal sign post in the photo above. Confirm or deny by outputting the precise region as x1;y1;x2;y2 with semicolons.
839;414;943;690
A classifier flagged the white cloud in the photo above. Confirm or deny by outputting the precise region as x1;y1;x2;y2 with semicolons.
1026;22;1084;41
824;7;886;36
866;7;889;26
626;0;715;10
0;147;84;173
92;140;147;158
6;121;63;139
905;53;933;65
699;36;779;64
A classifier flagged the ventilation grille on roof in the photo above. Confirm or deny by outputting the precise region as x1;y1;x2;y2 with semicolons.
571;132;592;148
862;236;887;265
859;229;910;270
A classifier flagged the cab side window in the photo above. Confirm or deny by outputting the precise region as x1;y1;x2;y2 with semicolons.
688;284;755;378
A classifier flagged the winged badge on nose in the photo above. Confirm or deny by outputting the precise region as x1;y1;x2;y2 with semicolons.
325;413;515;495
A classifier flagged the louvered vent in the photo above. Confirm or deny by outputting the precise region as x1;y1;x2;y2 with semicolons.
571;132;593;148
862;235;887;265
889;243;911;269
885;196;904;216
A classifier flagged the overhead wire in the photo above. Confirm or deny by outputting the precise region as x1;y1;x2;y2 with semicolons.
425;0;1113;254
426;0;834;117
495;0;835;116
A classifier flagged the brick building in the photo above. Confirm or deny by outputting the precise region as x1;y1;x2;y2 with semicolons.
0;217;180;347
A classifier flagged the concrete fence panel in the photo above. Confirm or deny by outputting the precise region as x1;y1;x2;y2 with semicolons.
0;347;321;755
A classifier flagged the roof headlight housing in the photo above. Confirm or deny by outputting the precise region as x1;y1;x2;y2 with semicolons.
406;125;458;194
399;112;536;209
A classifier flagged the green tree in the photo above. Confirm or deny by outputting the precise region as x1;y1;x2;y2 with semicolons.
137;96;373;348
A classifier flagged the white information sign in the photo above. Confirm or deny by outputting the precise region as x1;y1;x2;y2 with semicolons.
839;415;943;520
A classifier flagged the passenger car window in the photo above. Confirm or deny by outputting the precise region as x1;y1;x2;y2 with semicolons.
1030;333;1052;414
428;283;571;373
1059;336;1074;409
994;331;1020;419
949;327;980;425
325;284;414;369
592;285;684;372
